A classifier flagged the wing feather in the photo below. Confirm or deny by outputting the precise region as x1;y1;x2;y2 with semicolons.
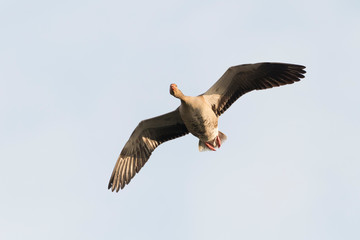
202;62;306;116
108;108;189;191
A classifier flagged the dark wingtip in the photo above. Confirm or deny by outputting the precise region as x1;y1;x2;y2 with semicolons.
108;182;114;191
108;177;112;188
108;172;114;190
287;64;306;78
296;65;306;75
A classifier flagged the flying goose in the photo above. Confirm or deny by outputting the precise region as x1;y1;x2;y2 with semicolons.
108;62;306;191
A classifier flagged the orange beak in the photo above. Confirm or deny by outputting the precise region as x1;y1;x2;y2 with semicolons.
170;84;177;94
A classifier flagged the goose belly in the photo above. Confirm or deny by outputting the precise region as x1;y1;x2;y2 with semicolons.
180;105;218;142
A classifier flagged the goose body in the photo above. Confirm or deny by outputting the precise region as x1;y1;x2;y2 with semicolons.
108;62;306;191
178;95;219;145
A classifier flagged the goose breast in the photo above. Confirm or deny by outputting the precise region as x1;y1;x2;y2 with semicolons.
179;96;219;142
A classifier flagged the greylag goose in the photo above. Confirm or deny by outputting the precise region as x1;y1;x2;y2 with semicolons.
108;62;306;191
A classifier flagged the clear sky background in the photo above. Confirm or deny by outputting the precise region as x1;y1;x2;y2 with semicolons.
1;0;359;239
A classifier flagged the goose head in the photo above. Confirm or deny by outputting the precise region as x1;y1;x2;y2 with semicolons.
169;83;184;99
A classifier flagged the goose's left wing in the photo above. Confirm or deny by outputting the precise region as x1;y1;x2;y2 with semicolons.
202;62;306;117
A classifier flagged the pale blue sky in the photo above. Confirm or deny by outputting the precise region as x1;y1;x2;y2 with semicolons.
1;0;360;239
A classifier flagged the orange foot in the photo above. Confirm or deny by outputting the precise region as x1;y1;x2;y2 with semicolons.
205;142;216;151
216;135;221;148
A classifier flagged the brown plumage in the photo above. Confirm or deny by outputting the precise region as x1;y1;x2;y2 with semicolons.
108;62;306;191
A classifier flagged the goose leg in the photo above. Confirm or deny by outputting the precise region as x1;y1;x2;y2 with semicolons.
216;135;221;148
205;142;216;151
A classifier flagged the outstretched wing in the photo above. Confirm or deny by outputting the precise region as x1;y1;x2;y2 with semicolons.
108;108;189;191
202;62;306;116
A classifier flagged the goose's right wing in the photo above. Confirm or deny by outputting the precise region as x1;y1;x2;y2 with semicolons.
108;108;189;192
